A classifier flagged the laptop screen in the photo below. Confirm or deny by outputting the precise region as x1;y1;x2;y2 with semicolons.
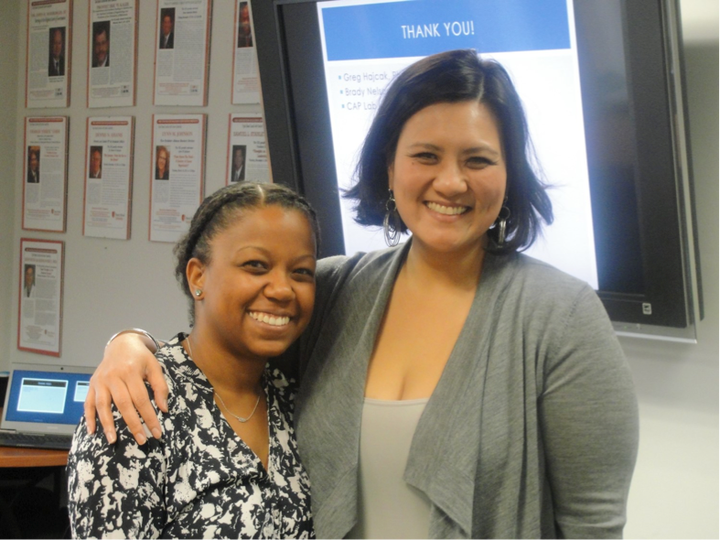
3;369;92;427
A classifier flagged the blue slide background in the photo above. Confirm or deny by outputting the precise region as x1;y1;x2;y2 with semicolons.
5;370;91;425
322;0;570;61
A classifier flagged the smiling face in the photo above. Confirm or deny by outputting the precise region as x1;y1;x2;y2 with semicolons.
388;100;507;256
191;205;316;362
94;29;108;65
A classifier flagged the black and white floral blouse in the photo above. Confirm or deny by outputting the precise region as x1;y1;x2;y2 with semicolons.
67;333;315;539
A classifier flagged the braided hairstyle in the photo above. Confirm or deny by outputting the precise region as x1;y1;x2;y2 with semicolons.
173;182;320;325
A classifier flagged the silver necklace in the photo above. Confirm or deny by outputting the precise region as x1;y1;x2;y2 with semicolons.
185;335;262;423
214;389;261;423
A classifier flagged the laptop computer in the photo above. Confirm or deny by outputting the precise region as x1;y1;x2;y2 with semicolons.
0;365;94;450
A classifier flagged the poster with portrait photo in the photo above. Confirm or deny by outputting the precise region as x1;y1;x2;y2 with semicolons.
154;0;212;106
87;0;138;108
22;117;69;233
226;114;269;185
150;114;206;243
18;238;65;357
83;117;134;240
25;0;72;108
231;0;260;104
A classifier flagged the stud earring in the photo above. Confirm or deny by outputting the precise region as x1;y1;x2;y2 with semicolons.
194;289;202;297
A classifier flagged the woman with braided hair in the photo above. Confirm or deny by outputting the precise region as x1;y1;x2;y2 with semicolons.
68;182;318;538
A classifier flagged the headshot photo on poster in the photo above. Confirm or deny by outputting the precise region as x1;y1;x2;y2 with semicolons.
92;21;110;68
230;145;246;183
155;145;170;180
89;146;103;179
159;8;175;49
27;146;40;183
23;264;35;298
237;2;253;48
48;27;65;77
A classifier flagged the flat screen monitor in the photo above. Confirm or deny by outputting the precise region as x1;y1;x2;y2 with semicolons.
250;0;703;341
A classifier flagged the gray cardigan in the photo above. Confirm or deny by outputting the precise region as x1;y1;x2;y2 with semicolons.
290;243;638;539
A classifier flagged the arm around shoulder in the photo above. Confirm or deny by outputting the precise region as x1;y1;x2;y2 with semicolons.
86;330;168;445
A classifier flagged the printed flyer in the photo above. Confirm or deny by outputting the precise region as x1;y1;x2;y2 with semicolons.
154;0;212;106
226;114;269;185
231;0;260;104
87;0;138;108
22;116;69;233
83;117;134;239
18;238;65;357
149;114;206;242
25;0;72;108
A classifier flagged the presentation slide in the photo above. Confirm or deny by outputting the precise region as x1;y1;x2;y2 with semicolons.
17;378;68;414
317;0;598;289
74;381;90;403
5;370;92;425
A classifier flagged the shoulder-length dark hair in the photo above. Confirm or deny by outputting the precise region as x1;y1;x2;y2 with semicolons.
344;49;553;253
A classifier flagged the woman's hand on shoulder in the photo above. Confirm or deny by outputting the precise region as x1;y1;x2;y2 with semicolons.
85;332;169;445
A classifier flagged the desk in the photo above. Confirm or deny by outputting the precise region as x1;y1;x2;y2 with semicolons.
0;407;69;469
0;446;68;468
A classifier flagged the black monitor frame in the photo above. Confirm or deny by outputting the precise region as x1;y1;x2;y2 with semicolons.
250;0;703;340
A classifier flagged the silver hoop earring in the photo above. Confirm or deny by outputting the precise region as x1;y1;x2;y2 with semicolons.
383;190;402;247
494;205;511;247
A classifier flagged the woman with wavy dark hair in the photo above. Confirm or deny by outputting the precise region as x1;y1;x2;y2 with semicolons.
84;51;637;539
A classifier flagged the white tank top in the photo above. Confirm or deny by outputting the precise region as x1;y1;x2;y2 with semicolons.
347;397;431;539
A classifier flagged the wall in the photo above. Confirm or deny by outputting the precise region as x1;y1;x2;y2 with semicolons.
622;2;719;537
0;0;717;538
0;1;21;366
4;0;258;370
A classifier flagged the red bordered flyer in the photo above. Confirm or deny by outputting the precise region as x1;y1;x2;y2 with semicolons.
87;0;138;108
83;116;135;240
231;0;260;104
153;0;212;106
226;113;269;185
149;114;206;243
22;116;69;233
18;238;65;357
25;0;73;109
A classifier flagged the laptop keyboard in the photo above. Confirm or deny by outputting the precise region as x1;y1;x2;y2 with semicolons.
0;431;73;450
